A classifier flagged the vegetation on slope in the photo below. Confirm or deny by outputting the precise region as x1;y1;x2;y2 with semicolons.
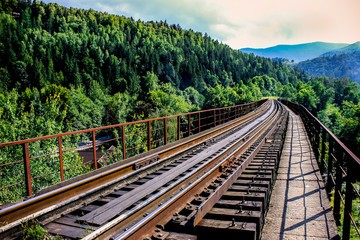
0;1;307;138
1;1;360;203
296;52;360;84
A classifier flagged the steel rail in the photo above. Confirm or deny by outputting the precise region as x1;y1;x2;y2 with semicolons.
0;100;265;202
113;101;283;240
0;101;270;234
191;103;284;227
83;101;282;240
78;103;276;226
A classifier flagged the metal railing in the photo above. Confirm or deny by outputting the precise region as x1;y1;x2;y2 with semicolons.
0;100;266;203
282;100;360;240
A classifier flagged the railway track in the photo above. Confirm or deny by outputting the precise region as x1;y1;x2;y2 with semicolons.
0;100;288;240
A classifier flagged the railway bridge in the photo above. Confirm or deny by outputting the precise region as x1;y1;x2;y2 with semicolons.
0;99;358;239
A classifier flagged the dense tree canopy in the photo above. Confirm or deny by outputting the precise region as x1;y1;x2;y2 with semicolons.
1;0;360;204
0;1;359;155
0;0;308;131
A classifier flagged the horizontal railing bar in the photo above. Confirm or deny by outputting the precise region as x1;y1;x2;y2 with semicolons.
63;161;92;172
0;159;23;167
29;151;58;161
0;101;260;148
0;180;25;190
32;170;59;180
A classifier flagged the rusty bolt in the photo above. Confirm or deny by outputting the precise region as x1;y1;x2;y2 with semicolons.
237;205;244;214
229;218;236;227
241;222;246;230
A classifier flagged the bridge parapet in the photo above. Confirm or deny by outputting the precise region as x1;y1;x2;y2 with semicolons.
0;100;266;205
282;100;360;240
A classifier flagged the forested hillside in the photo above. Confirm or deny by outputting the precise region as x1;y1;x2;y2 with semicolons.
296;52;360;83
0;1;306;139
2;0;360;204
321;41;360;57
1;0;360;157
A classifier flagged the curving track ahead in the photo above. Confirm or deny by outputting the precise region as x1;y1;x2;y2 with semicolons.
0;100;288;240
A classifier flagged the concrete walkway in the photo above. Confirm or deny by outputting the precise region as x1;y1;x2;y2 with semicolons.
261;110;339;239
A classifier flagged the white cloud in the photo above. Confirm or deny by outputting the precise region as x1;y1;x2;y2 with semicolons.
43;0;360;49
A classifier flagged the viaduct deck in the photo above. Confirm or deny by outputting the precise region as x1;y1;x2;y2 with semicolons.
262;108;339;239
2;100;355;240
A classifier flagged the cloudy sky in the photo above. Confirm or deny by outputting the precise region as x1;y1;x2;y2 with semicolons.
42;0;360;49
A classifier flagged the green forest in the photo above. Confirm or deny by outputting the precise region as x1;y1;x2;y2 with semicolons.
296;52;360;84
1;1;360;153
1;1;360;202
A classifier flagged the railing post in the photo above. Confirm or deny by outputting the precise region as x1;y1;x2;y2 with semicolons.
177;116;181;140
92;130;97;170
219;109;221;124
148;121;151;150
320;129;326;174
343;156;354;240
313;119;317;149
58;136;64;181
315;122;320;160
213;110;216;127
164;118;167;145
198;112;201;133
188;114;191;137
218;109;221;124
326;137;334;193
308;115;313;144
221;109;223;124
333;146;343;224
23;143;33;196
122;125;126;160
310;117;315;147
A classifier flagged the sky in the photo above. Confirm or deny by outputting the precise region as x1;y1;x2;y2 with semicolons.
41;0;360;49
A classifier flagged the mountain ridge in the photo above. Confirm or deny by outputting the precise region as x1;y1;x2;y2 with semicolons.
240;42;350;62
321;41;360;57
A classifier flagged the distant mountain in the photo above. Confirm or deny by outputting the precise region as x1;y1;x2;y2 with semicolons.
296;52;360;83
240;42;349;62
321;41;360;57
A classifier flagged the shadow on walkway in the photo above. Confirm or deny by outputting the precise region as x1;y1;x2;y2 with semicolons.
261;110;339;240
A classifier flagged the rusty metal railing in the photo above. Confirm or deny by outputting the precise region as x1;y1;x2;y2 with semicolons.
282;100;360;240
0;100;266;203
